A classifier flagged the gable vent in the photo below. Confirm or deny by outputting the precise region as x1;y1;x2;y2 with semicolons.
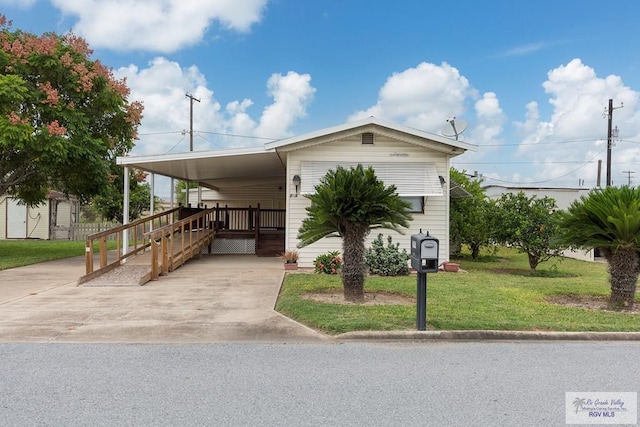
361;132;374;144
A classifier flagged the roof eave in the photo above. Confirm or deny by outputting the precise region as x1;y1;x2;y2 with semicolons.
264;116;477;153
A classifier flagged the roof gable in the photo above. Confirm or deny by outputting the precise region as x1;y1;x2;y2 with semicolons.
265;116;476;156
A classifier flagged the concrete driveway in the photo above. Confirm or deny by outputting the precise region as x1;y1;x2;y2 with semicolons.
0;255;327;343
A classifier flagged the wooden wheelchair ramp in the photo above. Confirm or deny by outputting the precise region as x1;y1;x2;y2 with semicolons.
79;208;216;287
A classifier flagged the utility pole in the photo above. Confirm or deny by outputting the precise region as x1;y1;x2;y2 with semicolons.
605;98;623;187
623;170;635;186
185;93;200;207
185;93;201;152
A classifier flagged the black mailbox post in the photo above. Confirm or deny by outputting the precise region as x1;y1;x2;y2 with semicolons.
410;231;439;330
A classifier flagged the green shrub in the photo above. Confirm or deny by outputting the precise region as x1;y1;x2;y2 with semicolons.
313;251;342;274
365;234;410;276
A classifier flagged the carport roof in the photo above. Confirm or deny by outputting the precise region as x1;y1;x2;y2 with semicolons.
117;117;476;191
117;146;286;191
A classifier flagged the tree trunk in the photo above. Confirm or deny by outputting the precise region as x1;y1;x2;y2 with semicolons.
607;248;640;310
471;243;480;259
527;253;539;272
341;224;369;302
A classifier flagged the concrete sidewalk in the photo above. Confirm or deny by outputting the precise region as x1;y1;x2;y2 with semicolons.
0;255;327;343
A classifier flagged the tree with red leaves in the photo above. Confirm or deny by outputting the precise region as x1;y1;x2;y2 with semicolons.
0;15;143;206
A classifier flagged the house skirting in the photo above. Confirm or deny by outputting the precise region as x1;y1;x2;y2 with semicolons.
210;238;256;254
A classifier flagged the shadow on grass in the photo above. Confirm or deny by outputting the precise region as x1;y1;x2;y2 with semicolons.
488;268;577;278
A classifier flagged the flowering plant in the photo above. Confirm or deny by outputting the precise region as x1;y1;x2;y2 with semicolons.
313;251;342;274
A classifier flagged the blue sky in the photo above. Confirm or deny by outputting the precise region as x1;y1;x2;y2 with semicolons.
3;0;640;196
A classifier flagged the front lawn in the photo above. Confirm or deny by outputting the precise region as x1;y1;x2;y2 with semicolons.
0;240;90;270
276;248;640;334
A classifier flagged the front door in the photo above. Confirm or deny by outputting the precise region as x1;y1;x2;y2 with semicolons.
7;198;27;238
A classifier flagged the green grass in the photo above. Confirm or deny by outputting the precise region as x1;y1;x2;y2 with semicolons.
0;239;119;270
0;240;89;270
276;247;640;334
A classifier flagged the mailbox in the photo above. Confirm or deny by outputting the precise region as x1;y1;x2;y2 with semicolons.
410;231;439;273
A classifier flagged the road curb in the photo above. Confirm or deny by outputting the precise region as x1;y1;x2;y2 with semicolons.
334;330;640;341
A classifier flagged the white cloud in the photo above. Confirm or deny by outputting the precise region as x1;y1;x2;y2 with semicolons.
470;92;505;146
514;58;640;186
115;58;316;156
51;0;268;53
349;62;475;132
255;71;316;139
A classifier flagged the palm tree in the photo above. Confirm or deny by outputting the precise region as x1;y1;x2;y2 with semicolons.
297;164;412;302
557;186;640;309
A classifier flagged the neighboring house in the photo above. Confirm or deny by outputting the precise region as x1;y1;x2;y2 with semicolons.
0;191;80;240
483;184;594;261
118;117;475;267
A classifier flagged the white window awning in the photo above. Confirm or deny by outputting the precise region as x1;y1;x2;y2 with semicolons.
300;161;444;197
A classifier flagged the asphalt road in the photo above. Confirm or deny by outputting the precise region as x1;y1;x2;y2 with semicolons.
1;341;639;426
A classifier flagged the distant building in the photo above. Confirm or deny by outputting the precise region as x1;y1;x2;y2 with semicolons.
0;191;80;240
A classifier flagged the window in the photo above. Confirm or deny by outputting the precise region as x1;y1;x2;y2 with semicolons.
301;161;444;197
402;196;424;213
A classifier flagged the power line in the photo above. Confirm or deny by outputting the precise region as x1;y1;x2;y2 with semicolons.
197;130;278;141
138;130;184;136
473;148;606;185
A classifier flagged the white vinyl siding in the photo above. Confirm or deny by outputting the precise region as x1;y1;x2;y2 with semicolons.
285;134;450;267
27;202;49;239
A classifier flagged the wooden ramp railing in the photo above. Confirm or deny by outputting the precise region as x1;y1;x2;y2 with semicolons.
78;208;181;284
78;205;281;285
147;209;216;280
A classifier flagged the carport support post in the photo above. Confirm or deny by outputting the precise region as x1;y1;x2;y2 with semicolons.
170;178;175;210
149;173;155;223
416;272;427;331
123;166;130;257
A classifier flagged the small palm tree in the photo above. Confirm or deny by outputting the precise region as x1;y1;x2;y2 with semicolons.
557;186;640;309
297;164;412;302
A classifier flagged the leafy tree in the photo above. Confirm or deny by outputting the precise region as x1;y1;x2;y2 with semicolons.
492;191;566;271
0;16;143;206
175;180;199;206
91;167;156;223
557;186;640;309
449;168;492;259
297;164;412;302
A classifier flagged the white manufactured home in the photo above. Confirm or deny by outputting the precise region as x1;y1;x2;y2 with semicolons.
118;117;475;267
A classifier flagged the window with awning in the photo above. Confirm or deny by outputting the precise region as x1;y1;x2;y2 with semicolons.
300;161;444;197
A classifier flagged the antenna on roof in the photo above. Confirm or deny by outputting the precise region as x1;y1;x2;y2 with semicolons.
441;116;467;141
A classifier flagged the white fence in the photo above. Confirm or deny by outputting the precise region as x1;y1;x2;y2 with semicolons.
70;223;121;241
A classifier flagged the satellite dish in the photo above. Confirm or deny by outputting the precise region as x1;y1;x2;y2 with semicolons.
441;116;467;141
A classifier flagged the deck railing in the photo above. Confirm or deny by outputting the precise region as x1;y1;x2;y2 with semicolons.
212;204;285;232
147;209;216;280
79;208;181;283
79;204;285;284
